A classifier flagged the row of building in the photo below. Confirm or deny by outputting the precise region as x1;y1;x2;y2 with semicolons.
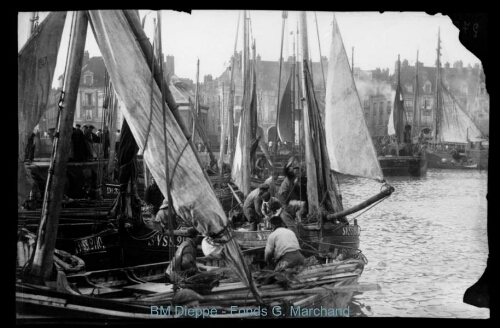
39;51;489;151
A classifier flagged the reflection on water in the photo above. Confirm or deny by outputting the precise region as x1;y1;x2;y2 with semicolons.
337;168;489;318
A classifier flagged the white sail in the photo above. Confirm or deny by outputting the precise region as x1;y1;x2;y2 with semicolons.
439;85;484;143
88;11;260;296
324;15;384;181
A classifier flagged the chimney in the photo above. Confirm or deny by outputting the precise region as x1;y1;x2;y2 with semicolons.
166;55;175;76
444;62;450;70
402;59;409;67
83;50;90;65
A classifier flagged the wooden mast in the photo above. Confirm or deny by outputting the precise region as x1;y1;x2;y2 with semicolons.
218;82;226;176
434;28;441;145
227;12;241;167
299;11;320;215
192;59;200;143
272;11;287;176
412;50;419;141
29;11;88;282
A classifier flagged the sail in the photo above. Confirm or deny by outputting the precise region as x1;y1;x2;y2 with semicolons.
18;12;67;207
88;10;260;299
438;84;484;143
277;72;294;143
324;16;384;181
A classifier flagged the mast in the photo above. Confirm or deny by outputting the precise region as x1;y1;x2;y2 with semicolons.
395;54;401;156
218;82;225;176
192;59;200;143
299;11;320;214
273;11;288;175
412;51;419;140
227;12;241;167
351;47;354;78
314;11;327;95
291;30;296;158
434;28;441;144
157;10;176;265
29;12;88;281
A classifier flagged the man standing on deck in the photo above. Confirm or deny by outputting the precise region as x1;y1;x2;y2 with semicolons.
242;183;269;231
144;176;164;216
277;163;308;221
72;124;86;162
264;171;280;198
265;216;305;271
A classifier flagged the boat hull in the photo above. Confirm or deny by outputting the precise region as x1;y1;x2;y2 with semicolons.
378;155;427;177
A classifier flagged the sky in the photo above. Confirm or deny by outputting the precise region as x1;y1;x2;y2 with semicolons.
18;10;483;87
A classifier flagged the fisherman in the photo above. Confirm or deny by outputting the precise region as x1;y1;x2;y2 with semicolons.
144;176;165;216
254;155;267;179
166;227;200;283
264;170;280;198
24;133;36;162
242;183;269;231
71;124;86;162
155;199;185;232
264;215;305;271
277;162;308;221
83;125;96;161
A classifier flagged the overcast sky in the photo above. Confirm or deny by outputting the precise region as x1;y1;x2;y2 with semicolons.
18;10;483;87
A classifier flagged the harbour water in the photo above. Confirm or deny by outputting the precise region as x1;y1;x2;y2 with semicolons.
337;168;489;318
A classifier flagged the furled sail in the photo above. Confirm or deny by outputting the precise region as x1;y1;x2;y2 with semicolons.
438;84;484;143
18;12;67;207
88;10;261;301
324;15;383;181
277;72;294;143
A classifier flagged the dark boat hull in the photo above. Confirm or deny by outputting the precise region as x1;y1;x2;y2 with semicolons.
378;155;427;177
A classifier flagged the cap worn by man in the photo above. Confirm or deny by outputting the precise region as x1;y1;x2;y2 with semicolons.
269;216;283;225
258;183;269;190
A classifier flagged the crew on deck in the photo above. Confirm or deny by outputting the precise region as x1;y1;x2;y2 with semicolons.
264;215;305;271
242;183;269;231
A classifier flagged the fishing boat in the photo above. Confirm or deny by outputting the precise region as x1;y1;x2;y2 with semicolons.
17;10;387;320
425;29;487;169
378;53;427;177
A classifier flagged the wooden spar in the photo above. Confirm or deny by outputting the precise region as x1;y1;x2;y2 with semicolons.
121;10;212;187
291;40;296;158
314;11;327;95
29;12;88;281
192;59;200;142
326;185;394;220
412;50;419;140
434;28;441;143
227;11;241;168
218;82;226;177
227;183;243;206
188;98;218;169
273;11;287;176
106;92;118;176
395;55;400;156
299;12;320;214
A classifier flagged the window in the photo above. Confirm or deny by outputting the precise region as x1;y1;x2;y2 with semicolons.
378;108;383;125
86;93;93;106
461;84;468;95
372;103;377;116
85;75;93;85
364;99;369;109
421;98;432;110
85;109;92;120
423;81;431;93
387;101;391;114
405;84;413;93
405;99;413;111
236;95;242;105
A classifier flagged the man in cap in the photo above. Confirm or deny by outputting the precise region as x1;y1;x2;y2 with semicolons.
242;183;269;231
166;227;200;282
264;170;280;198
264;216;305;271
155;199;185;232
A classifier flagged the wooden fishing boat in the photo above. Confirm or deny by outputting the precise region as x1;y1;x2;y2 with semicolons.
381;53;427;177
424;29;487;169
